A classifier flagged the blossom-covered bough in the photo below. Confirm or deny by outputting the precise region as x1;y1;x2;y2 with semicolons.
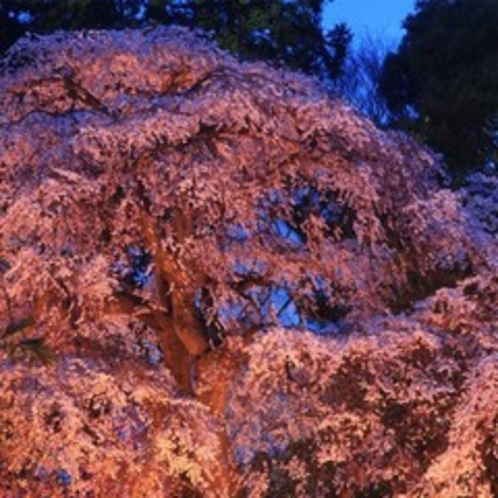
0;27;497;496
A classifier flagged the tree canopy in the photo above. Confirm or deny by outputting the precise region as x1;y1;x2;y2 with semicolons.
381;0;498;179
0;26;497;496
0;0;351;81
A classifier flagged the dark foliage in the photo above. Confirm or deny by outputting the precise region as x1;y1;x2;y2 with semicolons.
0;0;350;82
380;0;498;180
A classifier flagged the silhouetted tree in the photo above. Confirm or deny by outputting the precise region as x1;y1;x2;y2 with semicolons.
336;32;393;126
0;0;351;82
381;0;498;180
